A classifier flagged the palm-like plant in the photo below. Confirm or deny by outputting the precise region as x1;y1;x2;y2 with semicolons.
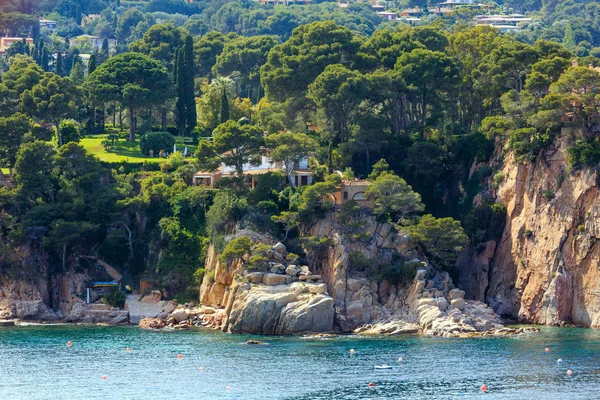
210;75;235;123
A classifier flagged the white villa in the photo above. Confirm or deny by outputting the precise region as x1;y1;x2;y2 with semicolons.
193;156;313;188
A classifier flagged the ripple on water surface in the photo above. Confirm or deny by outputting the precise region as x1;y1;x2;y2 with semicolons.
0;325;599;400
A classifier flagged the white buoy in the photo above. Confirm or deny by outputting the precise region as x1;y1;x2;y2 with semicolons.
557;358;562;364
350;349;355;355
397;357;403;362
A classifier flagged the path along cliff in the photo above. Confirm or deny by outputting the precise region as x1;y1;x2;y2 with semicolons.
457;128;600;328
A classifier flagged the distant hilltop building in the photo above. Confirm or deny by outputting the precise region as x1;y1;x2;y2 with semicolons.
69;35;117;52
39;19;57;33
257;0;312;5
474;14;532;32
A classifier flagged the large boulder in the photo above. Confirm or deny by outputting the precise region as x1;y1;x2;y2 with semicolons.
139;318;165;329
276;294;335;334
285;265;299;277
172;308;189;323
308;284;328;295
246;272;264;284
141;290;162;303
451;298;466;310
272;243;286;254
262;273;287;286
12;300;59;321
227;283;335;334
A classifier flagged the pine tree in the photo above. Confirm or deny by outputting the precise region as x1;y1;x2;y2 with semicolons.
175;48;186;136
88;53;97;74
184;35;197;133
56;52;63;76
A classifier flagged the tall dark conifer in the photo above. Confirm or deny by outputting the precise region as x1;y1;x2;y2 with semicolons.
183;35;196;133
41;48;49;71
56;52;63;76
175;48;186;136
101;38;109;63
88;54;97;74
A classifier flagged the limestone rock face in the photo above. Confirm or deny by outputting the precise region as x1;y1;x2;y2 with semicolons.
459;128;600;327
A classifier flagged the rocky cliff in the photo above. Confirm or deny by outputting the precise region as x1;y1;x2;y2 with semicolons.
197;215;527;337
458;128;600;328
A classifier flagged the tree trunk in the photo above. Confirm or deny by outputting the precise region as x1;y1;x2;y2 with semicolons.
128;104;135;141
161;108;167;131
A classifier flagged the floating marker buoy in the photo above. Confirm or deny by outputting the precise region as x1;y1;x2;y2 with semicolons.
368;382;375;387
350;349;355;355
199;367;205;371
557;359;562;364
567;370;573;376
102;375;108;380
67;341;72;348
226;386;231;390
177;354;183;359
545;348;550;353
397;357;403;362
126;347;131;352
481;385;488;392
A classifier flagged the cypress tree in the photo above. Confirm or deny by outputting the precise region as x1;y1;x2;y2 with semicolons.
23;38;30;56
75;5;82;25
71;54;80;69
36;41;45;66
184;35;197;133
41;48;49;71
88;54;97;74
175;48;186;136
220;92;229;124
101;38;109;63
56;52;63;76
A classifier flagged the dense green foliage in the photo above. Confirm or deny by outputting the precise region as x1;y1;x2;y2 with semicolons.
102;286;126;309
4;1;600;299
139;131;176;155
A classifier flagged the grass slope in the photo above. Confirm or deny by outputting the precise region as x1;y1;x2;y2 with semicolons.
81;135;197;163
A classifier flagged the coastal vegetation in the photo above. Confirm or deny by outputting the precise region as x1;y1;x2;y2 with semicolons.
1;0;600;304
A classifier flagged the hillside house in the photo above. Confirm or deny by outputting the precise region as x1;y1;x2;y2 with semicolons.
0;37;34;56
39;19;57;32
193;156;313;188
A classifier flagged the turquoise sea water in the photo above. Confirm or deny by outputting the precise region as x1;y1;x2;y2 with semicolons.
0;325;599;399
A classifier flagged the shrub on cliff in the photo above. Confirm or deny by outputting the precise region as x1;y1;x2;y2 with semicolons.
406;214;468;270
101;287;126;309
139;131;175;155
365;172;424;223
219;236;253;264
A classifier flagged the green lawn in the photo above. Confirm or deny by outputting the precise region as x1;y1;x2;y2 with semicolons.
81;135;197;163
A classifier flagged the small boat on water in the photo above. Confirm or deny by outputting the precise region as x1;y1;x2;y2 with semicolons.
374;365;393;370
